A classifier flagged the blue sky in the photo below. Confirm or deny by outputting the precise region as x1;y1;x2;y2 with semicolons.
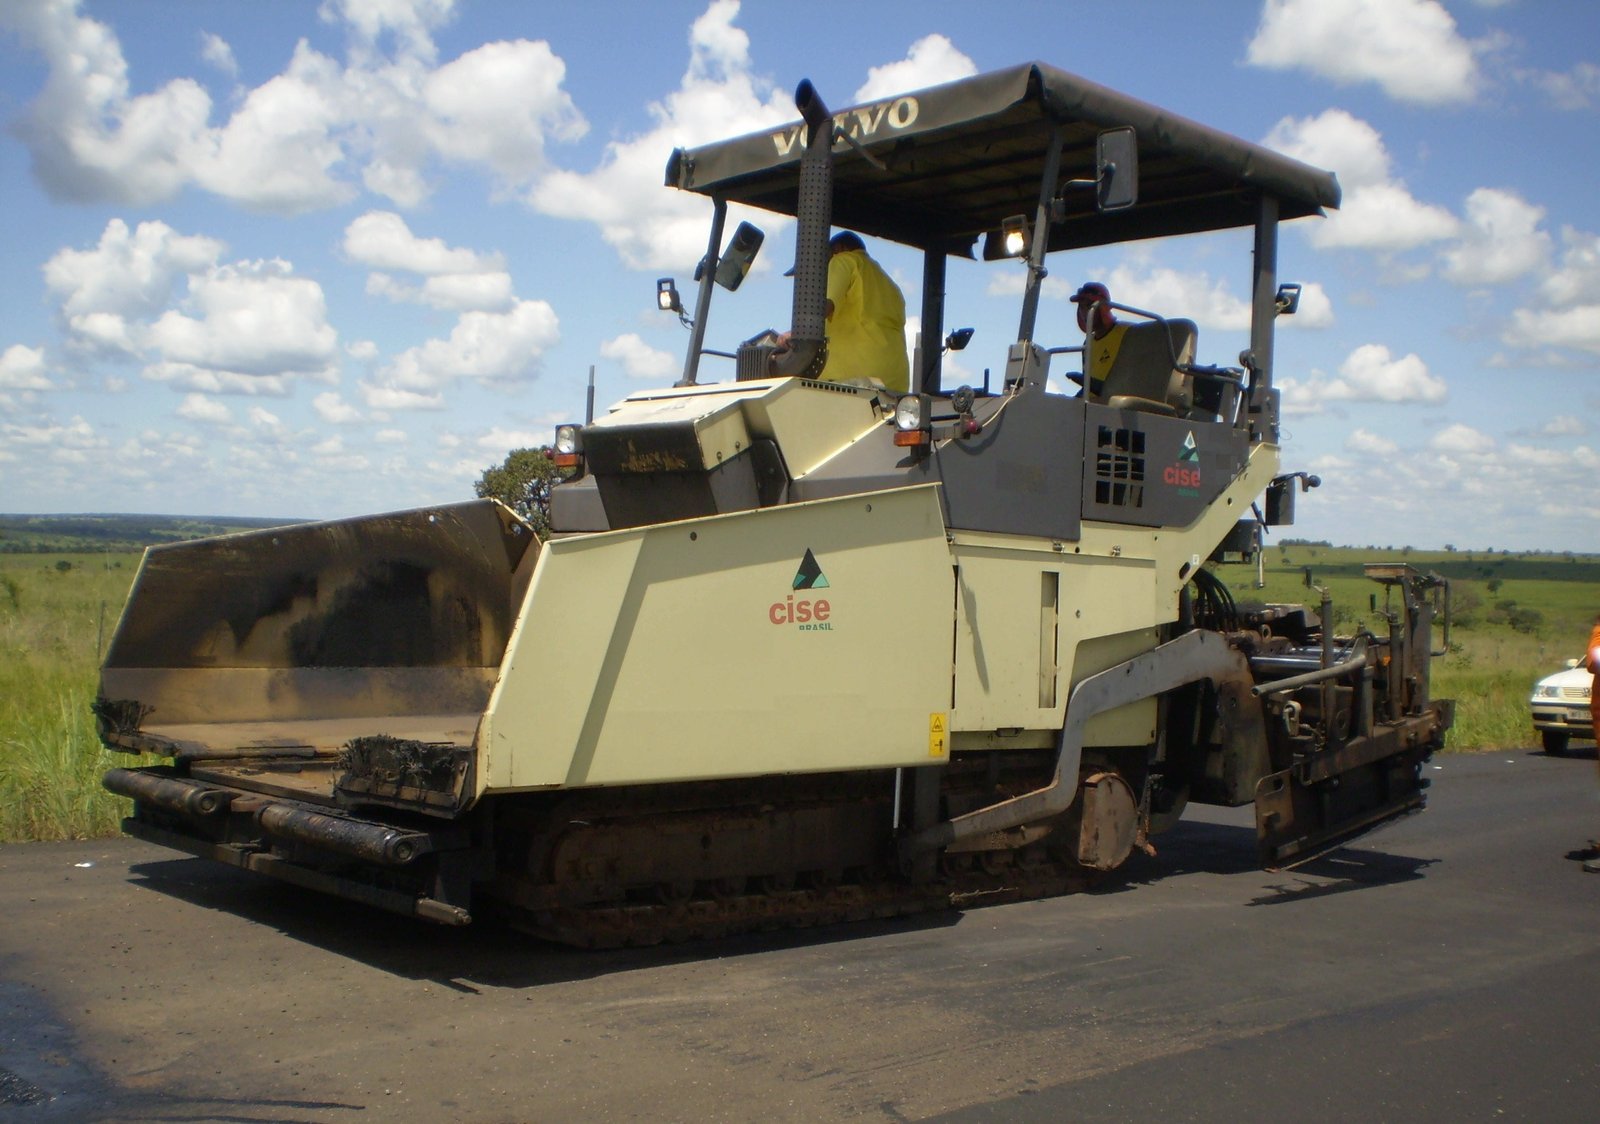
2;0;1597;551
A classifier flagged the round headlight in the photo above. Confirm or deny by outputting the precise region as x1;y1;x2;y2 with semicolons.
894;394;927;432
554;425;579;455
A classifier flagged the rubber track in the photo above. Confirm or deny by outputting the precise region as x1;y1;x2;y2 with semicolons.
516;859;1100;948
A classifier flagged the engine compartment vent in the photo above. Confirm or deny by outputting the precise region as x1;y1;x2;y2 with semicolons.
1094;426;1145;508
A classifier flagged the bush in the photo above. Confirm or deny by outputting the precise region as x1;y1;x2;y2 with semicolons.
1507;607;1543;634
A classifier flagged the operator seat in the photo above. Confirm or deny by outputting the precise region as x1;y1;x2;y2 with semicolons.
1097;319;1197;416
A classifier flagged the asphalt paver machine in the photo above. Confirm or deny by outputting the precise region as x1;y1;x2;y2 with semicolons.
98;63;1451;945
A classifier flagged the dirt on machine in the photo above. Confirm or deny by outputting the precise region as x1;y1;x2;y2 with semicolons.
97;62;1453;948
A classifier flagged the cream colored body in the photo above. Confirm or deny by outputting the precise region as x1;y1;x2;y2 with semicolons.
472;389;1279;796
100;375;1278;808
584;376;888;478
481;484;954;792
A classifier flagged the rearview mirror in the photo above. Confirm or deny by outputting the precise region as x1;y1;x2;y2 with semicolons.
1096;127;1138;212
714;221;765;291
1275;283;1302;316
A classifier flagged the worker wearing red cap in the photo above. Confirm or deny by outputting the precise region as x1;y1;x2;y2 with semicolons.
1586;613;1600;872
1070;281;1127;398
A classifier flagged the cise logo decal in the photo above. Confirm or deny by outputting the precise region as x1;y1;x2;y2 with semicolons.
771;97;920;156
769;548;833;631
1162;431;1202;495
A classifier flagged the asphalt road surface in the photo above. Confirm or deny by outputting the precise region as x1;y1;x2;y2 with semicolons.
2;749;1597;1123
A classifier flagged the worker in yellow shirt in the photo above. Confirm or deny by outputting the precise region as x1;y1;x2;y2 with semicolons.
817;232;909;393
1070;280;1128;398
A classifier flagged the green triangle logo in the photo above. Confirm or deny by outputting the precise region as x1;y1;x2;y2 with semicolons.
1179;431;1200;462
793;548;829;590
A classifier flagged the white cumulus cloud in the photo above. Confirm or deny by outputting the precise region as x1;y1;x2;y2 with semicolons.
1507;305;1600;357
529;7;983;274
528;0;798;271
43;219;224;354
1494;225;1600;361
313;391;363;424
1280;343;1446;414
1264;110;1459;252
1429;423;1495;455
346;211;513;310
0;345;53;391
1346;428;1400;456
194;43;353;212
1539;415;1586;437
199;31;238;77
39;218;345;394
176;392;234;424
1440;188;1551;286
601;332;679;379
1528;61;1600;111
145;260;339;379
420;39;587;190
343;210;499;274
363;299;560;408
1247;0;1484;106
248;405;284;433
1101;267;1254;331
852;34;977;102
1333;344;1448;402
1540;227;1600;308
0;415;108;467
1;0;587;213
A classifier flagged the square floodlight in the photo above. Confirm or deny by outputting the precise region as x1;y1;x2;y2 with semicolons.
1001;215;1029;258
656;278;682;314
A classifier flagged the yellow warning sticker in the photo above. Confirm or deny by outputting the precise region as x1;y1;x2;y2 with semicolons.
928;712;948;758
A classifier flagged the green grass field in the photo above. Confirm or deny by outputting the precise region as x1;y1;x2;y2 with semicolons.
1;542;1595;843
1;552;141;842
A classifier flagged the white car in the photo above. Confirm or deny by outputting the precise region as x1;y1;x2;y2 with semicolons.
1530;659;1594;755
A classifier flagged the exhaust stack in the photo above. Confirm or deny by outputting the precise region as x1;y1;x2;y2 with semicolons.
773;80;834;378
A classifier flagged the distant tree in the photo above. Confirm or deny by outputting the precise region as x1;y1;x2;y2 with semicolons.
1445;544;1456;553
1486;578;1503;594
1508;607;1543;634
474;447;568;537
53;560;72;573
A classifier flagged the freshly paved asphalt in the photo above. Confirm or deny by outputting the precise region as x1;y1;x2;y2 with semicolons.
2;747;1596;1122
